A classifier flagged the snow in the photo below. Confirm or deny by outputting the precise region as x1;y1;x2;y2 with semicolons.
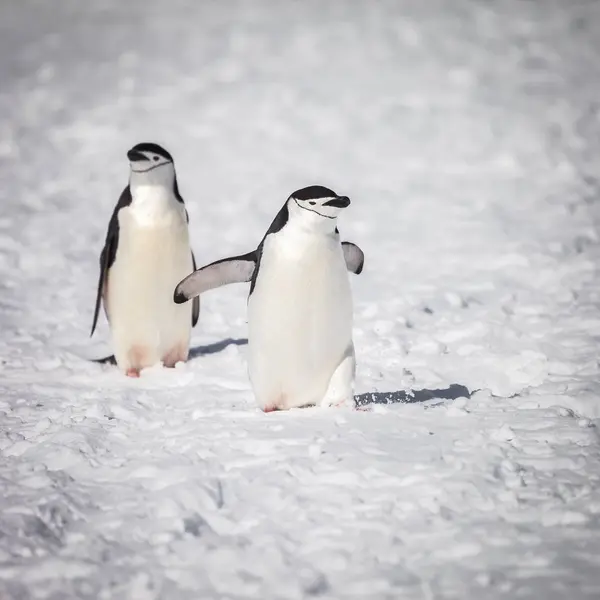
1;0;600;598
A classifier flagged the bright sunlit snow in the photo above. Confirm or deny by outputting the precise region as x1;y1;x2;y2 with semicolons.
1;0;600;598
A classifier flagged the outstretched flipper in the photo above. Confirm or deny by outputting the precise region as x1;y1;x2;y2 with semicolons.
174;251;257;304
91;186;132;336
342;242;365;275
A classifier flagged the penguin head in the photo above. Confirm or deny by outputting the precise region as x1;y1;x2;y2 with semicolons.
288;185;351;229
127;142;175;188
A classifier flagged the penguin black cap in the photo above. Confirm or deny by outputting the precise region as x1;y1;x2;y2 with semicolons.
127;142;174;163
292;185;350;208
292;185;337;200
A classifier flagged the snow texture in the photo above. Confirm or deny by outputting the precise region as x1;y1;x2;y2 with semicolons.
1;0;600;598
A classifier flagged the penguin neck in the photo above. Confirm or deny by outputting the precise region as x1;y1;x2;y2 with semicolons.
129;167;176;193
128;174;181;226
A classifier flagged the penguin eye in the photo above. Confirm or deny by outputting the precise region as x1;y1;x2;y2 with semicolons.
309;201;316;205
153;156;160;162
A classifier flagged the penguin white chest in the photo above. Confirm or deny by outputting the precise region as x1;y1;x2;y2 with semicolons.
106;190;194;371
247;230;354;410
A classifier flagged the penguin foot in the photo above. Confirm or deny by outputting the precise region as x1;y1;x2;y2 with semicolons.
263;405;280;413
126;345;151;374
162;344;188;368
322;398;351;409
321;348;355;409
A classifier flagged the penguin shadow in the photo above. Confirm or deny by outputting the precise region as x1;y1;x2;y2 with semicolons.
89;337;248;365
188;337;248;359
91;354;117;365
354;383;472;408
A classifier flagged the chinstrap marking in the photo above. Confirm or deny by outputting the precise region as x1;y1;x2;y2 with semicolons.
294;198;336;219
130;162;169;174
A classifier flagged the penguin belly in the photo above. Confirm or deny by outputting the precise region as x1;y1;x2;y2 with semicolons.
106;210;195;373
248;233;353;410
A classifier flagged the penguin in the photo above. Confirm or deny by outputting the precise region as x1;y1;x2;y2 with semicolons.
90;142;200;377
173;185;364;411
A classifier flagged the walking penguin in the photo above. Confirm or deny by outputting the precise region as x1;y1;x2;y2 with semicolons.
173;185;363;410
91;142;199;377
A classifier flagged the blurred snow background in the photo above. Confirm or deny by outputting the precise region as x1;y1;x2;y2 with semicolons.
1;0;600;598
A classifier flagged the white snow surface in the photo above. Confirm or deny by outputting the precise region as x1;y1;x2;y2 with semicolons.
1;0;600;598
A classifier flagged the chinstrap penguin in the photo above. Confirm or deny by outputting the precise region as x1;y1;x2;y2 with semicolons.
91;142;200;377
173;185;364;411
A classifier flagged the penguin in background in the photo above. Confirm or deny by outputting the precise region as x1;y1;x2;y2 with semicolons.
173;185;364;411
91;142;199;377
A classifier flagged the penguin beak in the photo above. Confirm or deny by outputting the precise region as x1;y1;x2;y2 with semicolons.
322;196;351;208
127;149;148;162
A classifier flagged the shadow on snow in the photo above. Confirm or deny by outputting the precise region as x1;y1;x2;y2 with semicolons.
90;337;248;365
188;337;248;359
354;384;472;408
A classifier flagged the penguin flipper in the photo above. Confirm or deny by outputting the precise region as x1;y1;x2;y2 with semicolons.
91;247;106;336
90;237;114;336
191;251;200;327
174;251;257;303
90;186;131;337
342;242;365;275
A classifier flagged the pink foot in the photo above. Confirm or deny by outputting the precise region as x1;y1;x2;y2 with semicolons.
126;345;150;376
162;344;188;368
263;405;279;413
